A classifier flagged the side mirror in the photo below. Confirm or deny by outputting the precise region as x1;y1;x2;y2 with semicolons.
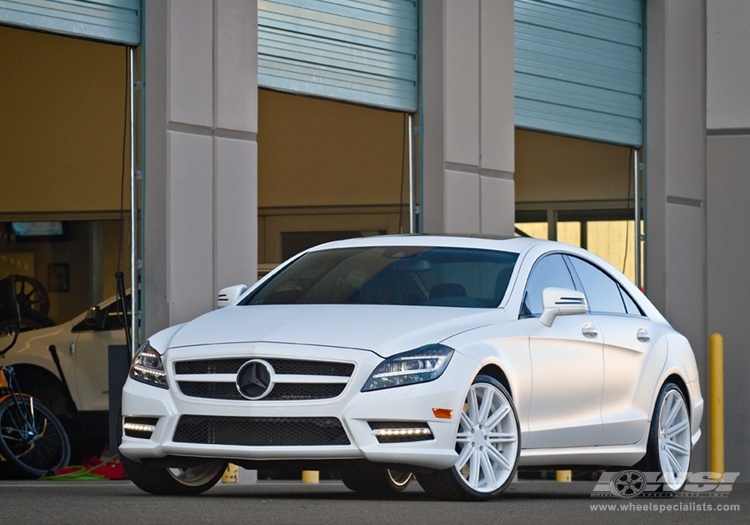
539;288;588;327
217;284;248;309
84;306;104;329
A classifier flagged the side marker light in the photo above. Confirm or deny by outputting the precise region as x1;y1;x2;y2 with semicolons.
432;408;453;419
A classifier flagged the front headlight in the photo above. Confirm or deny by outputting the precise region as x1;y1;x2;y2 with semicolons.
362;344;454;392
129;341;168;389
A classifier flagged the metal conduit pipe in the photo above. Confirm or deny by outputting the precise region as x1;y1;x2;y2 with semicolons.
129;46;138;357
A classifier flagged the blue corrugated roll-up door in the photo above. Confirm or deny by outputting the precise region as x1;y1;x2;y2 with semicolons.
258;0;418;112
514;0;643;146
0;0;140;45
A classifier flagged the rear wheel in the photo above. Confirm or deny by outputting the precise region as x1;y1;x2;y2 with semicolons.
122;455;227;495
418;375;520;501
0;395;71;479
341;463;414;493
637;382;691;492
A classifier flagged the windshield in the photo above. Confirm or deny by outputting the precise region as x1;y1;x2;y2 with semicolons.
241;246;518;308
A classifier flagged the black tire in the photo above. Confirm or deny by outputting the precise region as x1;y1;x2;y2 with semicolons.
122;455;227;496
635;382;691;493
0;395;71;479
341;464;414;494
418;375;520;501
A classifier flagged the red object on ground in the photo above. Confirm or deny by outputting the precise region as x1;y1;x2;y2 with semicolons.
52;455;126;480
89;456;126;479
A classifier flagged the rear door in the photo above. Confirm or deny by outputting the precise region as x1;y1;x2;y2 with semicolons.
566;256;667;446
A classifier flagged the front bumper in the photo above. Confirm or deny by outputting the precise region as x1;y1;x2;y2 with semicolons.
120;342;479;470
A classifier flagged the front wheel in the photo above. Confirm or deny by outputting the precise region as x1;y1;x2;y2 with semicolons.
0;395;71;479
637;382;691;492
418;375;520;501
121;455;227;495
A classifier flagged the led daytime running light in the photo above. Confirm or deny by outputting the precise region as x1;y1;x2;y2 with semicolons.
123;422;156;433
371;355;449;378
132;364;166;378
373;428;432;437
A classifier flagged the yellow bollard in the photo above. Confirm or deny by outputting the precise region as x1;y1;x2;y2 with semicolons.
301;470;319;483
709;333;725;482
556;470;571;482
221;463;238;483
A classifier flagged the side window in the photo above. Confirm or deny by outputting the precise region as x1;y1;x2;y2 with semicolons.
522;254;576;317
568;257;626;315
619;286;644;316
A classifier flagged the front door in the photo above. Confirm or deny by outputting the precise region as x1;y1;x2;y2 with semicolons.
520;254;603;448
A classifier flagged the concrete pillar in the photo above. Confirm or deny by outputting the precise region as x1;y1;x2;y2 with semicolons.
422;0;515;236
144;0;258;336
645;0;707;470
706;0;750;481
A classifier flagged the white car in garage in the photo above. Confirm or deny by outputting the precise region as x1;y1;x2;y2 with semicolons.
120;235;703;500
0;293;129;458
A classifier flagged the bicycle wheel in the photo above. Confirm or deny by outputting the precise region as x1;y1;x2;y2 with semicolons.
0;395;71;479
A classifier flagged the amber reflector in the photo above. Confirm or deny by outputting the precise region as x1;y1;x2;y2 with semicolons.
432;408;453;419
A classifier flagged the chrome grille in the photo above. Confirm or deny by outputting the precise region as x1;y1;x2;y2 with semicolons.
174;357;354;401
175;358;354;377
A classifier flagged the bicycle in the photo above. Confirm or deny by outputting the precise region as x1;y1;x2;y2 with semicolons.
0;305;70;478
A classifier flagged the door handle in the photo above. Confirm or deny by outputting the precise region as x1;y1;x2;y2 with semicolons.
582;323;598;338
637;328;650;342
69;342;75;355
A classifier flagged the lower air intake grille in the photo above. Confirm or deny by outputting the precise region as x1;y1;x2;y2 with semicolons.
173;416;350;446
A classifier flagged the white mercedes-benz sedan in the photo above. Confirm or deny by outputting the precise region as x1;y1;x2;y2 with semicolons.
120;235;703;500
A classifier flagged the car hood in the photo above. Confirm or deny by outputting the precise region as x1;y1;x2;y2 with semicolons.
166;304;508;358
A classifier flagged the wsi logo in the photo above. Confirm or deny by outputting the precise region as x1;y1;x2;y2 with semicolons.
591;471;740;498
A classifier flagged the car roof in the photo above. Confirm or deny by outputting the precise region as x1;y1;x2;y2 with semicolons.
305;234;547;254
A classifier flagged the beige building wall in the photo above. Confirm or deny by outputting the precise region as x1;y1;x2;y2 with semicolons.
257;89;408;263
515;130;631;204
0;25;129;216
0;26;131;322
258;89;407;208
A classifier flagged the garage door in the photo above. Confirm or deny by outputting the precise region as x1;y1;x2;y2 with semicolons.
0;0;140;45
514;0;643;146
258;0;418;112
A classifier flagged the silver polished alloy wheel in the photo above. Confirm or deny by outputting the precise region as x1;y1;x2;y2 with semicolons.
454;381;519;494
168;463;227;487
657;389;691;491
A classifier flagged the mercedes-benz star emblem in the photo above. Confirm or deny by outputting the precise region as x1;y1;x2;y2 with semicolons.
236;360;274;400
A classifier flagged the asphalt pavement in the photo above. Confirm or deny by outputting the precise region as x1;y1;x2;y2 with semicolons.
1;479;747;525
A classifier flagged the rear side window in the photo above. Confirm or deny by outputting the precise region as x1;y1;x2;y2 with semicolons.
522;254;576;316
619;286;644;316
568;256;628;315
